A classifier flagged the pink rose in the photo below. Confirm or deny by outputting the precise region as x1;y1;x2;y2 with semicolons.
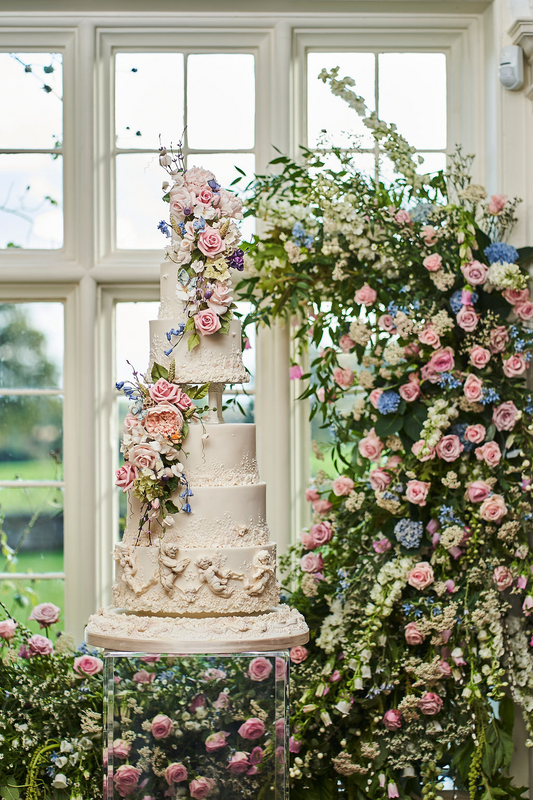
429;347;455;373
493;566;513;591
333;367;354;389
312;499;332;515
206;282;233;315
418;327;440;348
461;260;488;286
515;301;533;321
213;692;231;710
165;763;188;784
394;209;411;225
412;440;435;461
436;435;464;462
463;374;483;402
503;354;527;378
466;481;492;503
480;494;507;522
373;538;392;553
144;403;184;437
197;227;226;257
382;709;402;730
115;463;138;492
238;717;266;740
405;342;421;357
465;424;486;443
309;521;333;546
408;561;434;590
189;777;216;800
418;692;443;715
133;669;155;684
113;740;131;760
378;315;396;332
332;476;355;496
405;480;431;506
438;660;452;677
149;378;182;405
493;400;519;431
301;552;324;573
339;334;355;352
456;305;479;332
475;441;502;466
421;225;437;245
114;765;142;798
354;283;377;306
205;731;229;752
248;656;273;682
289;646;308;664
123;411;141;433
503;288;529;305
169;186;196;219
28;634;53;656
189;694;207;713
488;194;507;215
203;668;226;681
28;602;60;628
128;444;158;471
197;187;213;205
423;254;442;272
0;619;17;640
217;188;243;219
194;309;222;336
289;365;303;380
399;381;420;402
74;655;103;676
305;488;320;502
369;388;383;409
405;621;425;645
276;657;287;680
151;714;173;739
358;429;384;462
489;326;509;353
420;363;439;384
469;346;491;368
369;468;391;492
227;752;250;774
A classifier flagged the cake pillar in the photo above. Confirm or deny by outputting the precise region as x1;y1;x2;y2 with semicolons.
205;382;225;424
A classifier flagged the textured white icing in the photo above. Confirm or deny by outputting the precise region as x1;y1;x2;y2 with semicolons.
112;542;279;614
182;422;260;486
158;261;187;321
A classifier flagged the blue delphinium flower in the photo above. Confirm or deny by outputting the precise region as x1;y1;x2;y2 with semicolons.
481;387;501;405
394;519;424;549
377;390;401;415
157;220;171;238
525;395;533;415
439;505;462;526
182;503;191;513
484;242;519;264
450;422;475;453
438;372;463;389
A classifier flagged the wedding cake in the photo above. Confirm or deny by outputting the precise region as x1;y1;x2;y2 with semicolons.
85;152;308;653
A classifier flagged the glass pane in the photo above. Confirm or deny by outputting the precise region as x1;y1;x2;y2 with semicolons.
417;151;447;174
378;53;447;150
115;301;159;381
0;578;64;632
223;392;254;423
0;302;64;389
0;396;63;478
0;153;63;249
0;52;62;149
235;301;255;388
187;54;255;149
307;52;375;148
0;485;64;573
115;53;184;150
116;153;164;249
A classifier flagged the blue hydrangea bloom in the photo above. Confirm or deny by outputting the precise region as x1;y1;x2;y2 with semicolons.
450;422;475;452
410;203;435;223
377;390;401;415
394;519;424;549
484;242;519;264
450;291;463;314
292;222;314;250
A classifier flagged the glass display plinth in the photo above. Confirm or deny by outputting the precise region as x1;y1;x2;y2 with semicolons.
103;650;289;800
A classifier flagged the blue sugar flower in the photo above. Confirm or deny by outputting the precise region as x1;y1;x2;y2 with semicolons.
193;217;206;230
394;519;424;549
485;242;519;265
115;381;125;390
208;178;221;192
164;348;173;357
377;390;401;415
182;503;191;513
157;220;171;238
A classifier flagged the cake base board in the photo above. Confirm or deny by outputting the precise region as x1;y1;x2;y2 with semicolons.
85;605;309;654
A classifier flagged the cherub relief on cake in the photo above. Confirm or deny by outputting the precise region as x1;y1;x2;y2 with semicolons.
159;542;191;595
195;556;244;598
116;547;159;596
242;550;276;597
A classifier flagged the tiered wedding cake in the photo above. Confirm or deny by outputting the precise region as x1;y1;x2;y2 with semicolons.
85;153;308;653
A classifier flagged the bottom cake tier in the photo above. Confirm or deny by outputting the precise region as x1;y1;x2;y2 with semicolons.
85;605;309;653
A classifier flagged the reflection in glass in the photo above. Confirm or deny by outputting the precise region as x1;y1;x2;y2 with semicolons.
0;52;62;149
115;53;184;150
0;302;64;389
0;485;63;562
0;395;63;472
223;393;254;424
0;154;63;249
187;54;255;150
116;153;165;249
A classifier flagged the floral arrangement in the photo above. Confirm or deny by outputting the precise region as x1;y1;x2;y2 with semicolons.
238;68;533;799
158;146;244;351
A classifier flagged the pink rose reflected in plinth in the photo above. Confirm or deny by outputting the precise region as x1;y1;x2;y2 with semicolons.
238;717;266;740
189;777;216;800
247;656;273;681
151;714;173;739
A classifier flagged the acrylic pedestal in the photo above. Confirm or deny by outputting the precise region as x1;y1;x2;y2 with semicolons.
103;650;289;800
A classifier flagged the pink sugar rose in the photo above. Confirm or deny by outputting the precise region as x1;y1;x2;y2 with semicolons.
169;186;196;219
213;692;231;710
0;619;17;639
461;260;488;286
151;714;173;739
339;334;355;352
493;400;519;431
369;468;391;492
463;373;483;402
436;435;464;462
358;429;384;463
399;381;420;402
174;388;193;411
309;521;333;546
418;692;443;715
123;411;141;433
405;480;431;507
438;660;452;677
290;645;309;664
165;763;188;784
248;656;273;682
429;347;455;373
369;388;383;409
488;193;507;215
503;354;527;378
28;634;53;656
382;709;402;730
465;424;486;443
205;731;230;752
373;538;392;553
114;765;142;798
515;301;533;321
423;253;442;272
354;283;377;306
128;444;158;471
405;621;425;645
189;777;216;800
149;378;182;405
144;403;184;437
115;463;138;492
217;188;244;219
194;309;222;336
301;552;324;573
489;325;509;353
493;566;514;591
378;314;396;332
197;187;213;205
133;669;155;684
197;226;226;258
312;499;332;515
74;655;103;676
421;225;437;245
289;365;303;380
418;327;440;348
412;440;435;461
456;305;479;332
238;717;266;740
332;475;355;496
480;494;507;522
466;480;492;503
305;488;320;502
228;752;250;774
469;346;491;368
113;739;131;760
475;440;502;466
408;562;434;590
503;288;529;305
333;366;354;389
28;602;60;628
394;209;411;225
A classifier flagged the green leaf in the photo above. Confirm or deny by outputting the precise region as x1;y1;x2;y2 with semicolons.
190;383;210;401
151;362;169;381
1;785;20;800
165;500;179;514
188;333;200;351
374;414;403;437
403;402;427;441
219;319;231;335
516;246;533;265
486;423;496;442
184;316;195;332
499;694;515;733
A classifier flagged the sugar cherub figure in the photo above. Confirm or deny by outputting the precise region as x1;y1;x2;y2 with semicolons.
243;550;276;597
195;556;244;598
159;541;190;595
116;547;159;596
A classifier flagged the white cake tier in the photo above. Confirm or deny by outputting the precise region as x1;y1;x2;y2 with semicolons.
112;542;279;615
123;483;270;549
181;422;259;486
85;604;310;653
